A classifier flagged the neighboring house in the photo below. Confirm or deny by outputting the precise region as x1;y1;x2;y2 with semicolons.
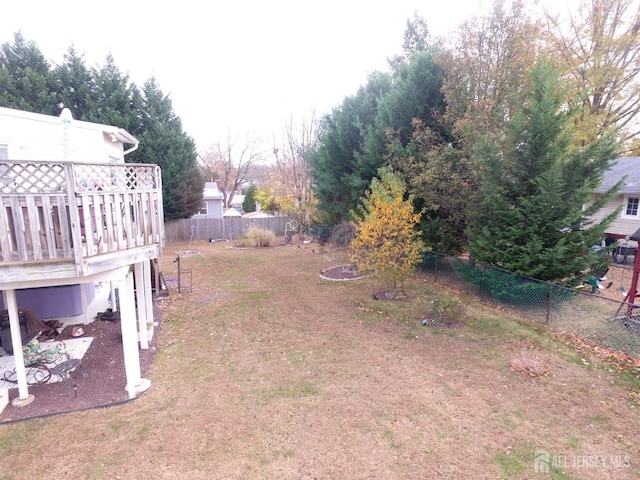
230;194;245;212
222;208;241;217
591;156;640;248
0;106;163;407
192;182;224;219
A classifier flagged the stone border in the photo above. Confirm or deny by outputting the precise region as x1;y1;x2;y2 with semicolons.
319;265;373;281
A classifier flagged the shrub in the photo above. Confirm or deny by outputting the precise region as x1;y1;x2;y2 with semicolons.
350;167;425;292
240;226;276;247
431;294;466;321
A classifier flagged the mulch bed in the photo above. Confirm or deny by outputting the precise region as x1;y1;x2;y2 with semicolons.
0;311;160;424
319;264;368;281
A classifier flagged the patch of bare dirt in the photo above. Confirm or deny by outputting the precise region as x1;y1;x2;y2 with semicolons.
0;307;161;423
599;264;635;301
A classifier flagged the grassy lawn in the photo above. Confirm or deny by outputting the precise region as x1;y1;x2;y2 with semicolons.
0;241;639;479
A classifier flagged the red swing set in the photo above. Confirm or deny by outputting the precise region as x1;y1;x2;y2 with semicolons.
614;227;640;325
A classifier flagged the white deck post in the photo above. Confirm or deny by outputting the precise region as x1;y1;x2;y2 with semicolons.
143;259;154;342
118;270;150;398
81;282;89;325
3;290;34;406
133;261;148;349
110;281;117;312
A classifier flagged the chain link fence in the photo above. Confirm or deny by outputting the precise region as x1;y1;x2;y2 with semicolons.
418;253;640;360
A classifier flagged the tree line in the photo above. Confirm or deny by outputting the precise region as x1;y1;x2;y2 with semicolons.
0;32;204;220
2;0;638;285
309;0;640;284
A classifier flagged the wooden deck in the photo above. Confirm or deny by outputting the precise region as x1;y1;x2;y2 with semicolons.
0;160;164;282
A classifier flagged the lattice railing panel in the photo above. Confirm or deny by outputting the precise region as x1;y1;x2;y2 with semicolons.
0;160;164;273
74;163;159;192
0;162;66;194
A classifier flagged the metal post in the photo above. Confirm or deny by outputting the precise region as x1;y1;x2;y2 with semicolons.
173;255;181;293
434;253;438;284
546;284;552;325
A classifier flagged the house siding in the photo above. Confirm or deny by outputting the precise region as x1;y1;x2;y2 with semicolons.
589;157;640;245
192;182;224;219
588;194;638;240
0;107;128;163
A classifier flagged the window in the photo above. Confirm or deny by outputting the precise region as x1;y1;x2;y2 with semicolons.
198;203;208;215
623;196;639;218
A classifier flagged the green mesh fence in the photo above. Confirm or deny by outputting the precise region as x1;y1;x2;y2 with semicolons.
419;252;640;359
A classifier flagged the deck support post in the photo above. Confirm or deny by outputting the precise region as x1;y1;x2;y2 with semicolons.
3;290;34;406
118;269;150;398
133;261;152;349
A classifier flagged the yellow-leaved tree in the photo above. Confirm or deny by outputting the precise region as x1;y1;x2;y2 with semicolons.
350;167;425;295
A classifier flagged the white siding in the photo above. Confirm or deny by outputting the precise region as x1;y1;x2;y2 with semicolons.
589;194;640;242
0;107;128;163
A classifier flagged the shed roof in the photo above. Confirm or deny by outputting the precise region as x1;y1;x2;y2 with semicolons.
203;182;223;199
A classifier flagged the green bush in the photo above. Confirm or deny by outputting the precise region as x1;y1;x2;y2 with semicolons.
431;293;466;321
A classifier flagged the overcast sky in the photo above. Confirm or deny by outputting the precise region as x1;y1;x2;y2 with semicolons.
4;0;568;153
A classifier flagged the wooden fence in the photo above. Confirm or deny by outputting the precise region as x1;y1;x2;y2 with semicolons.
164;216;291;243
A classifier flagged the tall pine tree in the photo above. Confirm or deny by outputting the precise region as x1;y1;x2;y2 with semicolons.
467;59;622;283
0;31;55;113
85;54;142;135
52;46;94;120
309;71;391;224
136;78;203;219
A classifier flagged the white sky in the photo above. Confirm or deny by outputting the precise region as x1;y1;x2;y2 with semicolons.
3;0;570;153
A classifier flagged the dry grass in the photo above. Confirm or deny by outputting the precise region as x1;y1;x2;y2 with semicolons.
510;350;550;378
1;240;639;479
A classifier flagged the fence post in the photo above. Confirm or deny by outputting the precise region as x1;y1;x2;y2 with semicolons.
434;253;439;284
480;266;485;302
545;284;551;325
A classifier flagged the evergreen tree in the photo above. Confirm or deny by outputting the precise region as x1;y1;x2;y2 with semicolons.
0;31;55;113
387;12;432;76
85;54;143;136
136;77;203;219
467;59;622;283
243;184;258;212
310;71;391;224
375;50;450;148
387;119;479;255
52;45;94;120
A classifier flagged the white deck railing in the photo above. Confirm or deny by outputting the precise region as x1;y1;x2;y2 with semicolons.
0;160;164;276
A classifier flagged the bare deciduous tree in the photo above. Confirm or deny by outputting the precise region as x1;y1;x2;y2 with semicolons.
439;0;542;148
272;113;317;229
199;130;265;209
544;0;640;149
